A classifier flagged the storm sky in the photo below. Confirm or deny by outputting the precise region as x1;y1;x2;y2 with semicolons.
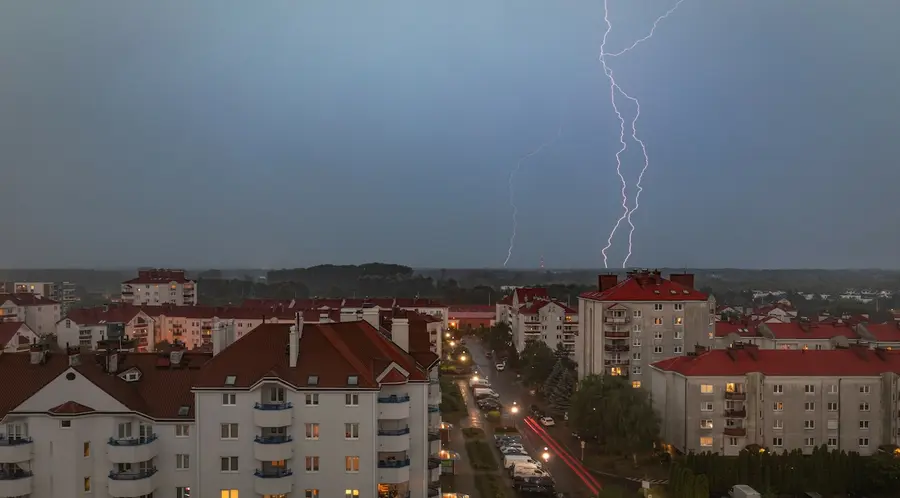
2;0;898;269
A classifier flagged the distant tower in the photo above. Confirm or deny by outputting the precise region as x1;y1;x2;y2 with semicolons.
540;255;545;270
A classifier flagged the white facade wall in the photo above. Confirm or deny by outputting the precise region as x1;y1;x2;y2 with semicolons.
0;300;61;337
122;282;198;306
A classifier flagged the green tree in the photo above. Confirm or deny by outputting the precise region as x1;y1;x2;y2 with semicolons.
486;322;513;354
548;365;577;414
518;340;556;385
542;359;565;397
692;474;709;498
569;375;660;464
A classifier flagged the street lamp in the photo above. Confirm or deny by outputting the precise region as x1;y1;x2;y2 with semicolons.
449;341;456;348
459;355;467;362
541;447;550;462
471;374;479;382
510;404;519;414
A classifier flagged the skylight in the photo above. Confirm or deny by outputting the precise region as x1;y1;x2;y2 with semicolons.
307;375;319;386
178;406;190;416
347;375;358;386
224;375;236;386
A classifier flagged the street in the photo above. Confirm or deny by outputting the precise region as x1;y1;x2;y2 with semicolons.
462;338;603;497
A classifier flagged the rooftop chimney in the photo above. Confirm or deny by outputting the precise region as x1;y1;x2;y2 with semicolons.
319;312;330;323
29;342;47;365
106;349;119;374
169;342;185;366
669;273;695;290
212;319;236;356
392;317;410;353
67;344;81;367
362;307;380;329
289;312;303;368
598;274;618;292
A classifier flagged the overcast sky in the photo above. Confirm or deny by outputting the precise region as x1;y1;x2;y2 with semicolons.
2;1;898;270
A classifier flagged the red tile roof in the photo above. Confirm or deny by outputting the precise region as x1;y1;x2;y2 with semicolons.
0;293;59;306
652;345;900;377
379;368;408;384
63;306;148;326
580;271;708;302
861;323;900;342
395;298;446;309
514;288;548;304
760;322;859;341
449;305;495;314
192;320;428;390
714;321;759;338
49;401;95;414
519;300;577;315
0;322;27;346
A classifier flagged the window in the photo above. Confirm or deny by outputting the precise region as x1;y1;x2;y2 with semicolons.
674;317;683;325
269;388;286;403
224;375;237;386
633;310;642;318
860;385;870;394
176;487;190;498
700;384;713;394
674;330;683;340
700;419;713;429
653;304;663;311
305;423;320;440
345;423;360;439
61;420;72;428
306;491;320;498
633;325;642;334
772;384;783;394
860;420;870;430
345;393;359;406
307;375;319;386
860;402;870;411
828;402;838;411
306;456;320;472
804;384;815;394
632;352;641;360
83;441;90;457
220;423;238;439
306;393;319;406
804;402;815;411
84;477;91;492
118;423;132;439
827;438;837;448
175;424;190;437
345;491;360;498
728;437;738;446
220;457;239;472
804;420;815;429
772;437;783;447
674;304;684;311
220;490;238;498
632;338;642;347
828;419;839;430
632;380;641;388
653;346;663;354
773;402;783;412
632;366;642;375
345;456;360;472
347;375;358;386
222;393;236;405
701;402;713;412
828;384;839;394
699;437;713;447
654;331;663;339
674;346;683;354
653;317;663;325
773;419;783;430
859;438;869;447
805;437;815;447
176;454;190;470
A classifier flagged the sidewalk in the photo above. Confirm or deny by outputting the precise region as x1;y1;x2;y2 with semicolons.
441;380;482;497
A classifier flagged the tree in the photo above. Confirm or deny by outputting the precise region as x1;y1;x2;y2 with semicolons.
542;360;566;397
548;366;577;414
486;322;513;354
518;341;556;385
569;375;660;464
692;474;709;498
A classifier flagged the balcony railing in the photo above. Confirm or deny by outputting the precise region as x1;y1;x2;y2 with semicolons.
254;402;293;410
724;427;747;437
429;378;439;385
108;434;157;446
378;458;411;468
604;316;630;324
0;470;32;480
0;437;32;446
428;457;440;469
606;345;630;352
254;436;293;444
378;395;410;404
380;492;412;498
724;409;747;418
254;469;293;478
428;431;440;441
604;360;630;366
428;486;440;497
724;392;747;401
604;331;629;338
378;428;411;436
108;468;157;480
428;404;439;413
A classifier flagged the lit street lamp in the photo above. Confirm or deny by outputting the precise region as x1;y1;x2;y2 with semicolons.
541;447;551;462
459;355;467;362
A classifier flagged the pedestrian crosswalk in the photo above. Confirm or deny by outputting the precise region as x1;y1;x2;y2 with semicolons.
588;468;668;485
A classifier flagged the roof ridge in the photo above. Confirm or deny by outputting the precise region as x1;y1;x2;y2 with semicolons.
318;323;376;381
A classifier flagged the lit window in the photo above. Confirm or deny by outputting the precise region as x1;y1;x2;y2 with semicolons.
700;420;713;429
700;384;713;394
345;491;360;498
773;402;783;412
83;442;90;458
220;490;238;498
345;456;360;472
306;423;320;440
699;437;713;447
631;381;641;388
610;367;622;376
306;491;319;498
306;456;320;472
653;318;662;325
674;317;683;325
84;477;91;492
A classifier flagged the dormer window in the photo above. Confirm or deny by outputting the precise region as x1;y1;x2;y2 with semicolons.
307;375;319;386
178;406;190;416
224;375;236;386
347;375;358;386
125;372;139;382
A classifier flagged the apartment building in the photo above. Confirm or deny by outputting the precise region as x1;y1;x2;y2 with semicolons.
56;306;156;352
857;322;900;348
448;305;496;331
650;343;900;456
715;320;861;350
0;316;442;498
121;269;197;306
495;287;549;325
511;300;578;354
0;322;39;352
0;293;62;337
576;271;715;390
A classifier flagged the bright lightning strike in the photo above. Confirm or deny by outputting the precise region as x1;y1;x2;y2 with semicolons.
598;0;685;269
504;125;563;268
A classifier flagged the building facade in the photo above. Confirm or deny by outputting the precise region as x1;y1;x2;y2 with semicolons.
0;293;62;337
511;300;578;354
121;270;197;306
576;271;715;390
650;343;900;456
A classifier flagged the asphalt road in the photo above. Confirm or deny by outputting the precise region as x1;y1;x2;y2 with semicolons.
461;338;603;497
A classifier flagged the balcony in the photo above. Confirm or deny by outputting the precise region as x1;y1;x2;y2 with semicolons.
378;428;411;452
107;435;160;464
253;402;293;427
378;458;411;484
725;409;747;418
428;484;440;497
428;431;440;442
604;360;630;367
0;470;32;497
606;345;630;353
253;469;293;496
0;437;32;463
428;404;440;413
604;316;630;324
253;436;294;461
108;468;157;498
724;427;747;437
378;395;411;420
428;457;441;469
724;392;747;401
604;331;629;339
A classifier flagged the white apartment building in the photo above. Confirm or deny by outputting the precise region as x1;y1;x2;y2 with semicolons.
11;282;76;311
57;306;156;352
0;293;62;337
0;316;442;498
576;271;716;391
511;300;578;354
650;343;900;456
121;269;197;306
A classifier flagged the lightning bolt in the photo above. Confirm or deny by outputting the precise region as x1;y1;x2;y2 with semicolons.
598;0;685;268
504;124;563;268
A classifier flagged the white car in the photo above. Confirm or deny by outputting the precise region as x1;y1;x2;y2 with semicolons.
495;363;506;371
540;417;555;427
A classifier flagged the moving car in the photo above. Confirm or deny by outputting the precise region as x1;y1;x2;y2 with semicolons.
540;416;555;427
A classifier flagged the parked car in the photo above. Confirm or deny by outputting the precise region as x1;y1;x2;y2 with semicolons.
540;417;555;427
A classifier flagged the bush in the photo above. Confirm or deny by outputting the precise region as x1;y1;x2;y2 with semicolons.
462;427;484;439
465;440;498;471
486;410;501;422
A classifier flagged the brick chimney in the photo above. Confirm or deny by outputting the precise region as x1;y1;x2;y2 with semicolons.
669;273;695;289
598;274;618;292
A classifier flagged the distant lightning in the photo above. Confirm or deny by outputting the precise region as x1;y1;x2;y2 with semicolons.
598;0;685;268
504;124;563;268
